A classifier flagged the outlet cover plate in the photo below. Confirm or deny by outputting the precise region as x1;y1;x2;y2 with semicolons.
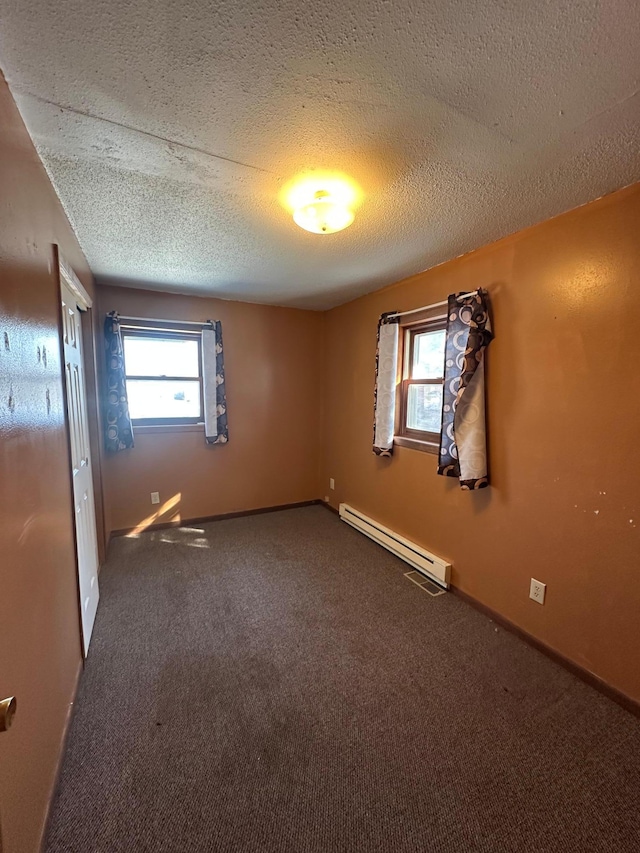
151;492;160;505
329;478;335;490
529;578;546;605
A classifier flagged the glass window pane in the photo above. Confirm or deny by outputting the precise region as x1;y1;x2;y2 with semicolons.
406;383;443;433
126;380;201;420
123;336;199;378
412;330;445;379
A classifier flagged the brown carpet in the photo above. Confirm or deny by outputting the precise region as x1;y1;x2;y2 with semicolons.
46;506;640;852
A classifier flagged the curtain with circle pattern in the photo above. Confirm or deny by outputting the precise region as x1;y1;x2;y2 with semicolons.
104;311;134;453
372;311;400;456
437;290;493;489
202;321;228;445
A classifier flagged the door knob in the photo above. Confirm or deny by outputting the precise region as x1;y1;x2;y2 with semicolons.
0;697;16;732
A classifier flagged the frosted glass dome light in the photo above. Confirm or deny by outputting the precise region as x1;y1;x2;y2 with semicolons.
293;190;355;234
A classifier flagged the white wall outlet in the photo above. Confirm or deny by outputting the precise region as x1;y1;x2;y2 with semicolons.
324;495;330;503
529;578;546;605
329;478;335;490
151;492;160;505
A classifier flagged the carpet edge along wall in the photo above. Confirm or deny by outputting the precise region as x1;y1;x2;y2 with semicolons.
108;500;322;538
320;181;640;706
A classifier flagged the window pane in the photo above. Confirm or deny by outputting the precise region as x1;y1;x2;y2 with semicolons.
127;380;201;420
412;329;445;379
123;336;199;378
406;383;443;433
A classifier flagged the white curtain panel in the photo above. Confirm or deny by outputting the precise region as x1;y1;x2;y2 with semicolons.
202;325;219;442
454;358;487;482
373;316;400;456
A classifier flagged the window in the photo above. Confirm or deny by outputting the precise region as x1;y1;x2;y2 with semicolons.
122;330;203;425
396;320;446;453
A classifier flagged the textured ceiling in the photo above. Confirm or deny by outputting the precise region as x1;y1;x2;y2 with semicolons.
1;1;639;309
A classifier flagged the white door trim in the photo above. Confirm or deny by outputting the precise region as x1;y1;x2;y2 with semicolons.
59;253;93;310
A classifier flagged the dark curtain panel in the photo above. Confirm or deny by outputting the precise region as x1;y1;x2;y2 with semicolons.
202;320;228;445
104;311;134;452
438;290;493;489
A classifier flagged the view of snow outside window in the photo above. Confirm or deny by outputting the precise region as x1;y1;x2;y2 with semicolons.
124;336;201;420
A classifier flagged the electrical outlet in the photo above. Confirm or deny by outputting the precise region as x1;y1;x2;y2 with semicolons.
151;491;160;505
329;478;335;490
324;495;330;503
529;578;546;605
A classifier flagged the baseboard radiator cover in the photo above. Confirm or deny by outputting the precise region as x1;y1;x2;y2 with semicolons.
339;503;451;588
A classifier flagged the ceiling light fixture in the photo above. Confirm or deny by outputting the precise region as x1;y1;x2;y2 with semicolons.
293;190;355;234
282;173;361;236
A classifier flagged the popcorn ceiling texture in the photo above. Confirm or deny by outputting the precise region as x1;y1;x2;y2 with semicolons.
1;0;639;308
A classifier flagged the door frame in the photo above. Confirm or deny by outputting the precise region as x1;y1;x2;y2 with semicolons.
55;246;101;658
58;251;93;311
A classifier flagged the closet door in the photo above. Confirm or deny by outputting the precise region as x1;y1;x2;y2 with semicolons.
60;277;100;656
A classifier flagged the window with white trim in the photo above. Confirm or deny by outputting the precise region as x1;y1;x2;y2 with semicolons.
396;318;446;453
122;330;203;425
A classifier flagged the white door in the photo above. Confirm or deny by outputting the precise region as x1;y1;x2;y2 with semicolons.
60;278;100;656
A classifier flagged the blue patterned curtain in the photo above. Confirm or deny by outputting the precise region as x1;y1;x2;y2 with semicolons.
104;312;134;452
202;321;228;445
438;290;493;489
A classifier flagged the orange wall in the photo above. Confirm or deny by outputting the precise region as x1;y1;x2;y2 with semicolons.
0;74;99;853
321;183;640;704
99;286;324;533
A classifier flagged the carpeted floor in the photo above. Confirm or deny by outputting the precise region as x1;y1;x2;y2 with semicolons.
46;506;640;852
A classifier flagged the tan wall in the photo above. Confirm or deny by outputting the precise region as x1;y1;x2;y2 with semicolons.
321;183;640;704
99;286;324;533
0;74;100;853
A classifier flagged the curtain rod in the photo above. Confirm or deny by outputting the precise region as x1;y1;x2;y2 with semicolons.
117;315;213;327
387;289;479;320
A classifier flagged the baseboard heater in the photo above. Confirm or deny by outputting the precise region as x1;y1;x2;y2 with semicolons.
339;503;451;588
